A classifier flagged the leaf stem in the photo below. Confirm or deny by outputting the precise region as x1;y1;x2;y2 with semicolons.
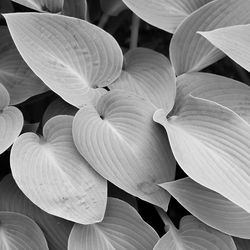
155;206;176;232
98;13;109;29
129;13;140;50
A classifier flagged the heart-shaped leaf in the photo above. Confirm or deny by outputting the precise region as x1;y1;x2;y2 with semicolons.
62;0;88;19
0;211;49;250
0;83;23;154
100;0;127;16
122;0;212;33
0;174;73;250
170;0;250;75
154;215;236;250
68;198;159;250
73;90;176;210
199;24;250;73
109;47;176;112
160;177;250;239
0;26;48;105
11;0;63;12
175;72;250;123
10;115;107;224
154;95;250;214
4;13;123;107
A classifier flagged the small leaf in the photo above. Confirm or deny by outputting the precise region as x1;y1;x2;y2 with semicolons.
0;83;23;154
0;211;49;250
0;174;73;250
199;24;250;73
10;115;107;224
154;215;236;250
122;0;212;33
0;26;48;105
160;177;250;239
62;0;88;19
109;47;176;111
68;198;159;250
73;90;176;210
154;95;250;214
100;0;127;16
170;0;250;75
4;13;123;107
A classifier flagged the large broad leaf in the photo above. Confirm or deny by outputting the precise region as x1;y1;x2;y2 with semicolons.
0;174;73;250
0;26;48;105
73;90;176;210
0;211;49;250
10;115;107;224
4;13;123;108
175;72;250;123
199;24;250;73
154;215;236;250
170;0;250;76
122;0;212;33
62;0;88;19
109;47;176;111
160;177;250;239
154;95;250;214
100;0;127;16
68;198;159;250
0;83;23;154
11;0;63;12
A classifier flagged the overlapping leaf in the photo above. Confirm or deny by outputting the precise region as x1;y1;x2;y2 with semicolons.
0;26;48;105
154;215;236;250
0;83;23;154
199;24;250;73
170;0;250;75
122;0;212;33
4;13;123;107
109;47;176;111
0;174;73;250
68;198;159;250
154;95;250;214
10;115;107;224
0;211;49;250
62;0;88;19
160;177;250;238
73;90;176;210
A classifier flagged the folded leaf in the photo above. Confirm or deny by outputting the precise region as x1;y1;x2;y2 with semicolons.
175;72;250;123
68;198;159;250
0;26;48;105
0;211;49;250
199;24;250;73
73;90;176;210
122;0;212;33
170;0;250;75
10;115;107;224
154;95;250;214
0;83;23;154
109;47;176;111
161;177;250;239
0;174;73;250
154;215;236;250
4;13;123;107
62;0;88;19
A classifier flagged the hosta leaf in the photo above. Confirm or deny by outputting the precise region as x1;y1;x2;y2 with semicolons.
175;72;250;123
170;0;250;76
234;238;250;250
199;24;250;73
0;83;23;154
109;47;176;111
161;177;250;239
73;90;176;210
62;0;88;19
154;95;250;214
4;13;123;107
122;0;212;33
0;211;49;250
68;198;159;250
154;215;236;250
0;174;73;250
0;26;48;105
10;115;107;224
11;0;63;12
100;0;127;16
